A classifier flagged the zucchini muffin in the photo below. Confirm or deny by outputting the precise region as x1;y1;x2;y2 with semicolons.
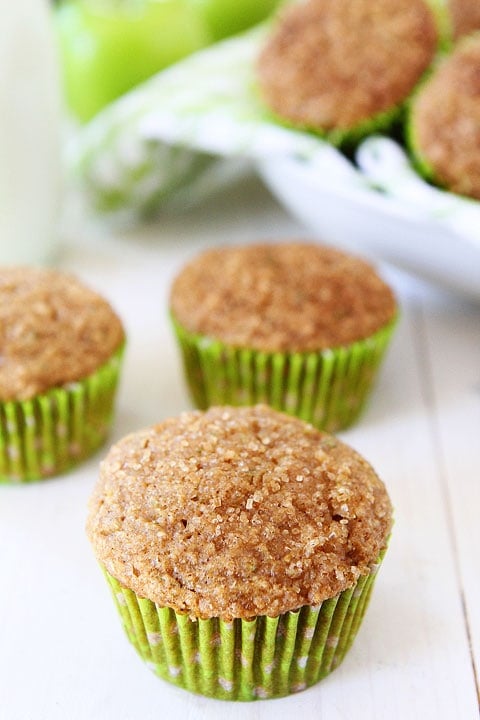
409;34;480;200
0;267;125;482
256;0;442;144
170;242;398;432
87;404;393;700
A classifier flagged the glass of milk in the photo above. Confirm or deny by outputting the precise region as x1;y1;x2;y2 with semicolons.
0;0;62;265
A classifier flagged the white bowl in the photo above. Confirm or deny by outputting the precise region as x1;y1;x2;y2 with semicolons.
75;29;480;300
258;152;480;300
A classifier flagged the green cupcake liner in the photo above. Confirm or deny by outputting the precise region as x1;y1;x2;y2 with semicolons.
104;548;386;701
405;102;443;190
171;317;397;433
0;345;125;484
259;97;404;150
426;0;454;50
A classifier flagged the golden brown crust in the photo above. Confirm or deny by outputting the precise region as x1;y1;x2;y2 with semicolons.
0;267;125;401
170;242;396;352
87;405;392;620
412;36;480;199
257;0;438;131
448;0;480;39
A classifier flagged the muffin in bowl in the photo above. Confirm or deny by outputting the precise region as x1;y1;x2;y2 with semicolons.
256;0;445;145
409;34;480;200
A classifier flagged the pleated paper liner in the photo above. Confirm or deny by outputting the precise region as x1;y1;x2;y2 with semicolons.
0;345;125;483
104;548;386;701
172;317;397;433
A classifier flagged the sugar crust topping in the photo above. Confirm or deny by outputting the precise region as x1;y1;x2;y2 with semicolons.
170;243;396;352
257;0;438;131
0;267;125;400
412;36;480;200
87;405;392;620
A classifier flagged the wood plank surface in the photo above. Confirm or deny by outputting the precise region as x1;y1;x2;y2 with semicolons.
0;178;478;719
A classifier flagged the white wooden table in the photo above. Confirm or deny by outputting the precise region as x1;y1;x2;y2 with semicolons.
1;175;479;719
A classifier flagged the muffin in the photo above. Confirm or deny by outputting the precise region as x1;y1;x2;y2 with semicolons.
408;34;480;200
0;267;125;483
256;0;443;145
448;0;480;40
87;404;393;700
170;242;398;433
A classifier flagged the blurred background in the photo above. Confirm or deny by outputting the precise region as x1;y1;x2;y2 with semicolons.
55;0;281;122
1;0;479;295
0;0;282;265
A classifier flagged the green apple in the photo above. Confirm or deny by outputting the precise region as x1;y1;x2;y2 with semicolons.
55;0;283;122
192;0;282;40
56;0;212;121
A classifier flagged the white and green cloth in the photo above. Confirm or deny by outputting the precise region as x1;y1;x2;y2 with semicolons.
72;26;480;247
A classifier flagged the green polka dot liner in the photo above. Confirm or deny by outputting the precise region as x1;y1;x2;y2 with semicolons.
0;345;124;483
172;317;397;433
104;548;386;701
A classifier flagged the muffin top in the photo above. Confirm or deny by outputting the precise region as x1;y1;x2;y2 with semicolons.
257;0;438;133
170;242;396;352
0;267;125;401
410;36;480;199
87;405;392;620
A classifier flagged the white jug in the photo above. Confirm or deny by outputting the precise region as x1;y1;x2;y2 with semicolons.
0;0;62;265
